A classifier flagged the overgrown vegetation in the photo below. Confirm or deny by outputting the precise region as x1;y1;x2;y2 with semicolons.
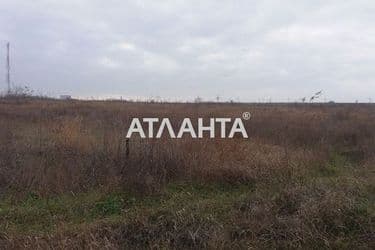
0;99;374;249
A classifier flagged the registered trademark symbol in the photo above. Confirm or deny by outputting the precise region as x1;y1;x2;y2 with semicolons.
242;112;251;120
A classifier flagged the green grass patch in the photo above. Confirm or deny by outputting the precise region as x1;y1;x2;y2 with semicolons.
0;182;255;234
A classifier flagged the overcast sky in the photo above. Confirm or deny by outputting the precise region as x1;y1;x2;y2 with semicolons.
0;0;374;102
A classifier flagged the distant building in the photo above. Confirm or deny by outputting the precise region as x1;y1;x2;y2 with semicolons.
60;95;72;100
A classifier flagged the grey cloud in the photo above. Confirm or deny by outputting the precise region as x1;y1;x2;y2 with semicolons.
0;0;374;102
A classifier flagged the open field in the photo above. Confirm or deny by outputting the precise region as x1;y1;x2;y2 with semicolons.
0;98;374;249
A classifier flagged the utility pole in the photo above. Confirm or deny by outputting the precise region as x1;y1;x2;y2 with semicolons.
6;42;11;94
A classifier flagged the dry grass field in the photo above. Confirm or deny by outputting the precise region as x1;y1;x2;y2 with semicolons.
0;98;374;249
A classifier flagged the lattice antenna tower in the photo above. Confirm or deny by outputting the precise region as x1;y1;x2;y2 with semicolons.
6;42;11;94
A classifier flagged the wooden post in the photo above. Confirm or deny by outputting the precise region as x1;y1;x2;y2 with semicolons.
125;138;130;159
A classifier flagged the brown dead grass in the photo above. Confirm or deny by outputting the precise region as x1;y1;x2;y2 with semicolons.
0;99;374;249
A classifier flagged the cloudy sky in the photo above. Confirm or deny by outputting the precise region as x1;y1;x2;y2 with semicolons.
0;0;374;102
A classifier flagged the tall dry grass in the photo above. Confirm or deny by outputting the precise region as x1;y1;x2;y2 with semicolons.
0;99;374;249
0;99;374;196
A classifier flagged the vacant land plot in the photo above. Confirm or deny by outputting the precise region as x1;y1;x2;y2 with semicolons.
0;98;374;249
